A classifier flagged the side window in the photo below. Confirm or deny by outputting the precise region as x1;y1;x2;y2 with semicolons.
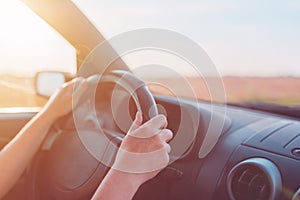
0;1;76;108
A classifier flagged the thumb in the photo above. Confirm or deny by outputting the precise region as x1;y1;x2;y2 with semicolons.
72;79;88;107
128;112;143;133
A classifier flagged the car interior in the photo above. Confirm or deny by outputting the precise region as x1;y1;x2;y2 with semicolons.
0;1;299;200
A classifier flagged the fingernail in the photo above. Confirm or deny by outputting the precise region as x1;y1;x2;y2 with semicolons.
135;112;139;120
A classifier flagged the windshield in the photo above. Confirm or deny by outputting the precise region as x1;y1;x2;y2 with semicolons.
0;1;299;109
0;1;76;108
72;0;300;106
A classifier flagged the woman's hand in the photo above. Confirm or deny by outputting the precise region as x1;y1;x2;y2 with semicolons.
40;77;87;121
0;77;87;199
112;112;173;184
92;113;173;200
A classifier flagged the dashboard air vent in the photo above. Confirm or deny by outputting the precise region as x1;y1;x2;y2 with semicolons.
231;165;270;199
227;158;282;200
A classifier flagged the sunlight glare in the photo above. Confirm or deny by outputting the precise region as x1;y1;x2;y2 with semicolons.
0;0;76;77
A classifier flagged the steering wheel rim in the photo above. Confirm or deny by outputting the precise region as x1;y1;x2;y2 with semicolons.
87;70;158;122
32;70;158;200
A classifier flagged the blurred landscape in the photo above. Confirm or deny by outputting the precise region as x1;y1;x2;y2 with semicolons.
0;75;47;108
147;76;300;106
0;75;300;108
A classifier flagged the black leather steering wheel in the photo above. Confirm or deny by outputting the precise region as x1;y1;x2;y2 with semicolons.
87;70;158;122
32;70;158;199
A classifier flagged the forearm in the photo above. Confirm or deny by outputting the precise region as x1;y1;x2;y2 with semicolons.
0;111;55;198
92;169;142;200
0;78;86;198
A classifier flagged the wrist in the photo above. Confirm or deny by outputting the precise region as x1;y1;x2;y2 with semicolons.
36;108;57;124
92;169;143;200
108;169;144;190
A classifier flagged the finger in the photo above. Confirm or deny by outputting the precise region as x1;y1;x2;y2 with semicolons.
128;112;143;133
72;76;85;83
159;129;173;143
87;74;101;84
163;143;171;154
72;79;88;107
162;120;168;129
145;114;167;130
61;77;84;89
129;114;167;138
52;78;81;97
73;78;88;96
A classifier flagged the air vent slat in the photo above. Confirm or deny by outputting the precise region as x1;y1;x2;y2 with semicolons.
227;158;282;200
232;167;270;200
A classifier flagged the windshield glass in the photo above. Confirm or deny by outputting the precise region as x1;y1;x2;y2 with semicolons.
1;1;299;108
72;0;300;106
0;1;76;108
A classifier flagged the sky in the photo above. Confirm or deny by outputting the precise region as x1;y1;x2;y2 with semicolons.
0;1;76;76
0;0;299;77
72;0;300;76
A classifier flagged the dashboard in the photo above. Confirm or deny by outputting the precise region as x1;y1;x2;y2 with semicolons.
4;84;300;200
132;95;300;200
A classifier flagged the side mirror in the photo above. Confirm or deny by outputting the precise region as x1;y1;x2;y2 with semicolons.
35;72;66;97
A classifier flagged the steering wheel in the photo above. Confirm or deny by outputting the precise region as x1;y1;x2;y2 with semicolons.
87;70;158;122
32;70;158;199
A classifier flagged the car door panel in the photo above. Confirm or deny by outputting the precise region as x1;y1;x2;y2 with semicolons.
0;111;37;149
